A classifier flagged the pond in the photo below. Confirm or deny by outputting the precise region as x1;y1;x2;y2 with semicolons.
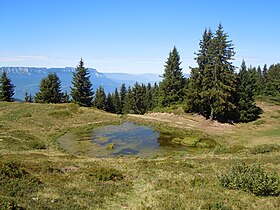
58;122;216;158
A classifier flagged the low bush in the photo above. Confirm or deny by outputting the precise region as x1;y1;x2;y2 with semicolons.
89;167;123;181
219;161;280;196
201;202;232;210
250;144;279;154
0;161;42;197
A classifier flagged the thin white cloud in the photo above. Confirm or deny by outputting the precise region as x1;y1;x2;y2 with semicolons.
0;55;49;62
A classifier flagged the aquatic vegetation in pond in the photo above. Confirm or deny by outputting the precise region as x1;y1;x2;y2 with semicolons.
58;122;217;157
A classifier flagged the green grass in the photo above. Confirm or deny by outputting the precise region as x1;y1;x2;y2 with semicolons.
0;101;280;209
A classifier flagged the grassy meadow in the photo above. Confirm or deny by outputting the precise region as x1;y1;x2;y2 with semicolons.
0;101;279;209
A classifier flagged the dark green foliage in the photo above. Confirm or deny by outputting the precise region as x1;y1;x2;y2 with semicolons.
145;83;154;111
264;64;280;98
201;202;232;210
61;91;70;103
70;59;94;107
112;88;121;114
219;162;280;196
133;82;146;114
106;92;115;113
34;73;63;103
24;92;33;103
0;161;42;197
120;83;127;113
94;86;107;111
159;47;186;107
0;162;27;179
185;24;260;122
250;144;280;154
0;196;25;210
123;86;136;114
237;61;262;122
0;70;15;102
89;167;123;181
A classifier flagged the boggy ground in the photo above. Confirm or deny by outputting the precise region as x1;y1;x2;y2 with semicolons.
0;101;279;209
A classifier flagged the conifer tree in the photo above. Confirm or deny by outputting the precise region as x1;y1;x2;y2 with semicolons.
185;29;213;115
35;73;63;103
120;83;127;113
0;70;15;102
133;82;146;114
123;86;136;114
206;23;237;121
94;86;107;111
24;92;33;103
159;47;186;107
112;88;121;114
264;64;280;98
70;59;94;107
237;60;261;122
186;24;238;121
106;92;115;113
62;91;70;103
145;83;154;111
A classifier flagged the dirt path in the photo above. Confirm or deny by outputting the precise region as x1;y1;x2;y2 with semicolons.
128;112;235;135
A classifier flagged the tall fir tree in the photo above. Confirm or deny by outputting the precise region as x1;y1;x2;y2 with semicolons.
133;82;146;114
106;92;115;113
0;70;15;102
159;47;186;107
35;73;63;103
123;86;136;114
94;86;107;111
264;64;280;98
112;88;121;114
145;83;154;111
70;59;94;107
185;29;213;115
237;60;261;122
24;92;33;103
206;23;237;121
120;83;127;113
186;24;238;121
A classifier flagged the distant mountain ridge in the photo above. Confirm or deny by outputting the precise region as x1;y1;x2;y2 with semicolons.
0;67;164;100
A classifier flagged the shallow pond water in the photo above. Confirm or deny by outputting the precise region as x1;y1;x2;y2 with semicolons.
58;122;216;158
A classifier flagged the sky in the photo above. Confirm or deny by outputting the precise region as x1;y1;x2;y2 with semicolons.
0;0;280;74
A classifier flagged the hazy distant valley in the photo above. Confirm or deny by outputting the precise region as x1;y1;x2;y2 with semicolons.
0;67;163;100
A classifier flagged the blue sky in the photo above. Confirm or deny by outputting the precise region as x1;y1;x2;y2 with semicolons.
0;0;280;74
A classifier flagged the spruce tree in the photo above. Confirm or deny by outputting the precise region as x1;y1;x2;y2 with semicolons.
35;73;63;103
159;47;186;107
133;82;146;114
24;92;33;103
237;60;261;122
185;29;213;115
145;83;154;111
120;83;127;113
123;86;136;114
70;59;94;107
264;64;280;98
62;91;70;103
94;86;107;111
106;92;115;113
0;70;15;102
186;24;238;121
206;23;237;121
112;88;121;114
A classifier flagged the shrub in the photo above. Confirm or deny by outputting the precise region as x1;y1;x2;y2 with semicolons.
0;161;42;197
89;167;123;181
0;162;27;179
201;202;232;210
219;162;280;196
250;144;279;154
0;196;25;210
